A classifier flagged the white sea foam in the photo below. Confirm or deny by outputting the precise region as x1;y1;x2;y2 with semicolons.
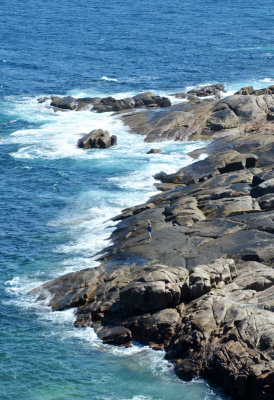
184;82;214;93
165;94;188;105
67;325;172;376
4;275;51;313
5;95;206;284
260;77;274;84
198;153;208;160
100;76;118;82
9;103;126;160
4;93;206;369
224;78;274;95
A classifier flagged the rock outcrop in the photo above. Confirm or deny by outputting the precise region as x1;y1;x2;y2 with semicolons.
31;257;274;399
32;86;274;400
186;83;225;98
120;85;274;142
77;129;117;149
49;92;171;113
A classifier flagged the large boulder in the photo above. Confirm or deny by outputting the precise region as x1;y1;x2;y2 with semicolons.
50;96;77;110
50;96;99;111
77;129;117;149
214;95;270;123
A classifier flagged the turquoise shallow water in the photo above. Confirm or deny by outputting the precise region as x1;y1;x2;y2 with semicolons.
1;0;274;399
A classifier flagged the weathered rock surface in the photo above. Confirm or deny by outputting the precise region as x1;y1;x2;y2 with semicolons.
171;84;225;102
166;262;274;400
49;92;171;113
31;257;274;399
186;83;225;98
77;129;117;149
32;91;274;400
120;85;274;142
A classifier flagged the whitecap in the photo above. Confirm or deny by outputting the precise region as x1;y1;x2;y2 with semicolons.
197;153;208;160
260;77;274;84
100;76;118;82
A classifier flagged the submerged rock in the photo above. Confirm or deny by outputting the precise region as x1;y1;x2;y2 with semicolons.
146;148;165;154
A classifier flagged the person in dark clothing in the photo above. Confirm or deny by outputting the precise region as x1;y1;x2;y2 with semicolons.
147;220;152;239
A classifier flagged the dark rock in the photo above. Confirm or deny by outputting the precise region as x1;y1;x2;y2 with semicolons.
147;148;164;154
267;112;274;121
95;325;132;345
124;308;181;349
251;178;274;198
31;103;274;400
235;85;274;96
77;129;117;149
91;92;171;113
37;97;49;103
186;94;200;103
235;86;255;95
112;98;135;112
133;92;155;101
111;135;117;146
170;92;187;99
257;194;274;210
187;84;225;98
50;96;77;110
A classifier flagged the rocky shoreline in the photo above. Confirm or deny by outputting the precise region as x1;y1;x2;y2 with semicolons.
32;86;274;400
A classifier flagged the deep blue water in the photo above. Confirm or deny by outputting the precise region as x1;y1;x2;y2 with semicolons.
1;1;274;399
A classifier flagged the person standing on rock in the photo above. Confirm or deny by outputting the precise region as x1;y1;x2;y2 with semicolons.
147;220;152;239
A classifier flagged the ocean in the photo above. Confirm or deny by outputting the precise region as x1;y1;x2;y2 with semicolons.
1;1;273;399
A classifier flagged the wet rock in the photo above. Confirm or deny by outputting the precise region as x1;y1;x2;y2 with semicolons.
147;148;165;154
235;86;255;95
187;83;225;98
37;97;50;103
50;96;77;110
123;308;181;349
235;85;274;96
77;129;117;149
95;325;132;345
170;92;187;99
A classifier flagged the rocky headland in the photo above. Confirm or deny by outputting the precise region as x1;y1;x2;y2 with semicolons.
32;86;274;400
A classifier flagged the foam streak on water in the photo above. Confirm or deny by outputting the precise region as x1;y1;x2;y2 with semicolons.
1;0;272;397
0;93;230;400
5;94;203;278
